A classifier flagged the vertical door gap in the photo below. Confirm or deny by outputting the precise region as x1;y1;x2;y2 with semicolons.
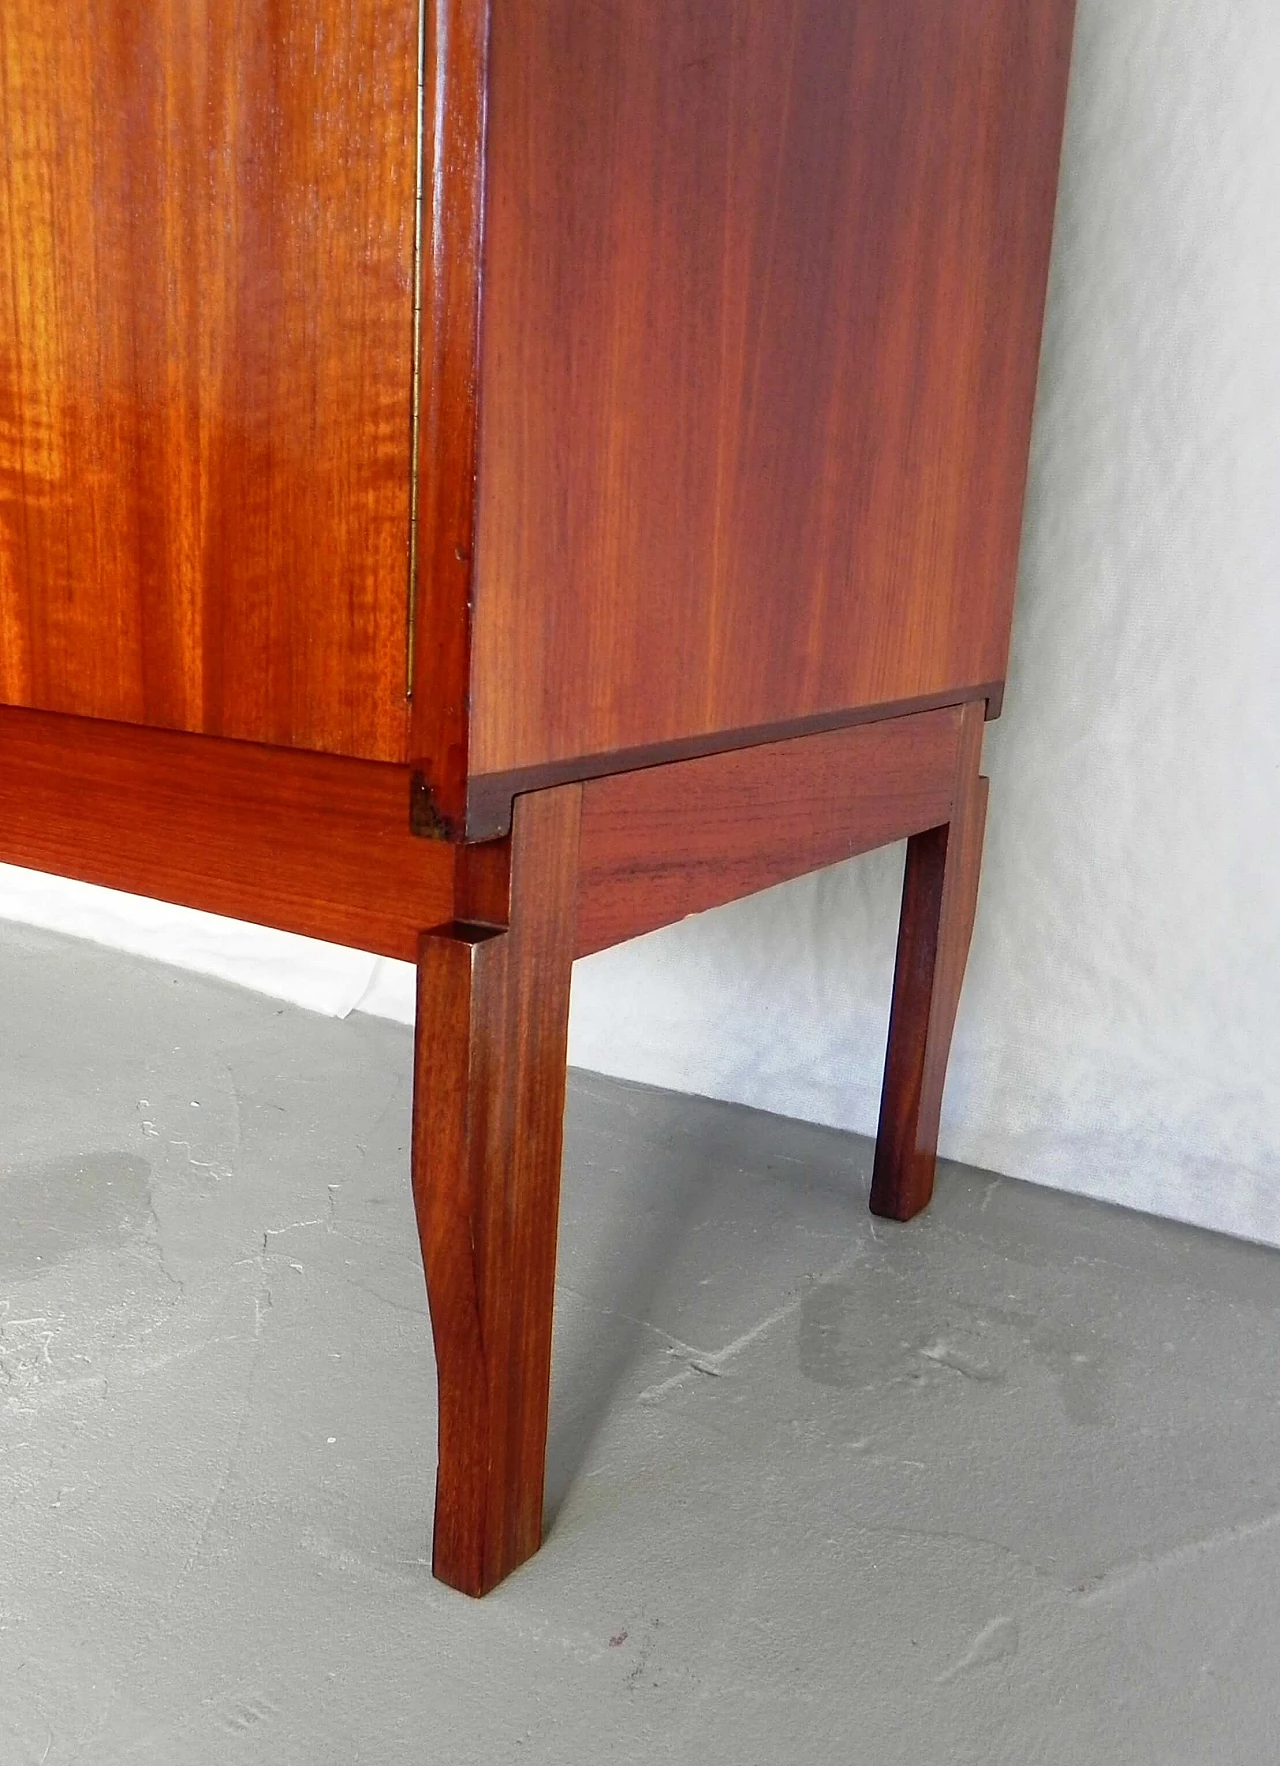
406;0;429;697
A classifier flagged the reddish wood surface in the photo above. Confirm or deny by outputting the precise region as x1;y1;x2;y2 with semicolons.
0;706;452;959
0;0;1076;1603
575;707;962;959
870;703;990;1222
407;0;490;830
465;684;998;843
2;0;1072;813
469;0;1077;781
413;786;582;1597
0;0;419;762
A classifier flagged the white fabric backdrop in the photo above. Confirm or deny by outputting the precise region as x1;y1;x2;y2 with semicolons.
3;1;1278;1242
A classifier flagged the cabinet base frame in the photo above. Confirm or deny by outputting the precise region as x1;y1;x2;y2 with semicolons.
0;697;989;1593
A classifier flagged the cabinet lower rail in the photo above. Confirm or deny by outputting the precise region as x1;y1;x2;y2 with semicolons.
1;696;988;1594
0;700;969;964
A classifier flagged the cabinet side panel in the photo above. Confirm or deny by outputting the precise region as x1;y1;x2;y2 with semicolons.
471;0;1075;778
0;1;419;761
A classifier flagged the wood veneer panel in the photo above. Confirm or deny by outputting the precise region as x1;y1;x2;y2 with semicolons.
470;0;1076;779
465;684;997;842
0;707;453;959
574;707;962;959
0;0;419;761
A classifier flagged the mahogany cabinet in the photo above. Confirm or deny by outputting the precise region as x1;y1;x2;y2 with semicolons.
0;1;1077;1593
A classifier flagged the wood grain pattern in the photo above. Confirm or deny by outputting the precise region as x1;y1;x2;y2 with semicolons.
407;0;490;831
0;0;1076;1602
0;0;419;761
470;0;1076;780
465;683;998;843
870;702;989;1221
0;705;453;958
575;707;961;959
413;785;581;1597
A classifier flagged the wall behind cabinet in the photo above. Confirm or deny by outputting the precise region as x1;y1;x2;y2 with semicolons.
569;0;1280;1244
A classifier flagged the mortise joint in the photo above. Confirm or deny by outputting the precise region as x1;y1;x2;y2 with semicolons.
426;918;506;946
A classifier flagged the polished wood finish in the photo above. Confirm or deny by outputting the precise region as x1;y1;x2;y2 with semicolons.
575;708;962;960
1;0;1075;806
407;0;490;831
0;0;419;761
0;705;452;958
405;700;994;1594
0;1;1077;1596
413;787;581;1596
467;0;1076;783
466;683;1000;844
870;704;990;1222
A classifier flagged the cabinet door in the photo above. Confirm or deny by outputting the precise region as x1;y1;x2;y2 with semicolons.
0;1;419;761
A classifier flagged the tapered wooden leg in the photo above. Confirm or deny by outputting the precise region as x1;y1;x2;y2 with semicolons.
870;703;989;1222
412;786;582;1596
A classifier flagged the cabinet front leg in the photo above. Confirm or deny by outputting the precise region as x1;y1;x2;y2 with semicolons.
412;787;582;1596
870;704;988;1222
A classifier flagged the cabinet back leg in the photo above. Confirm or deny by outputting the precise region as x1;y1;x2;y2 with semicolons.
412;786;582;1596
870;703;989;1222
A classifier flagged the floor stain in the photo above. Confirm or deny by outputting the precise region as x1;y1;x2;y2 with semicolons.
797;1275;1118;1426
0;1152;152;1278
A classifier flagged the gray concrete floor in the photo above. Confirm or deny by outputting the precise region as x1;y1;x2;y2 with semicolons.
2;922;1280;1765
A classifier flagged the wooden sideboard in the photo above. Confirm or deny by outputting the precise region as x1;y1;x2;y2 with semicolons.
0;0;1077;1594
